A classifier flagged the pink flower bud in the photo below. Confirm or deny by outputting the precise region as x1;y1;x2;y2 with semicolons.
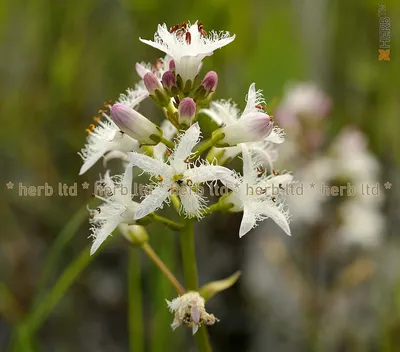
143;72;162;94
178;98;196;126
161;71;176;90
169;60;176;71
215;113;273;146
201;71;218;93
111;103;161;145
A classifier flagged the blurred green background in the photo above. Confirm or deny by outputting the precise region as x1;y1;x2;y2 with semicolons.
1;0;399;351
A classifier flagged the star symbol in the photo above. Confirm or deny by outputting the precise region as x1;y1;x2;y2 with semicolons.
309;182;315;189
379;49;390;61
82;182;90;190
384;181;392;190
6;181;14;189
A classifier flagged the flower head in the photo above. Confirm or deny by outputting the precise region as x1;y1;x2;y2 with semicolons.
88;168;137;255
167;291;219;335
202;83;284;148
140;22;235;81
223;145;292;237
128;122;236;219
78;114;139;175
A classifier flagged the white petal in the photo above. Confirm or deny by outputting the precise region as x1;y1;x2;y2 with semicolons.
102;150;129;168
185;165;237;187
128;152;173;178
135;183;170;219
243;83;266;116
90;218;120;255
79;150;106;175
265;126;285;144
191;306;200;324
239;208;256;237
170;123;201;172
179;187;207;218
257;201;291;236
192;324;199;335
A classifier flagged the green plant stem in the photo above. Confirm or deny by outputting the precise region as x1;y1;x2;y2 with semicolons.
142;243;185;295
151;214;183;230
180;219;212;352
192;134;224;160
160;136;175;149
128;249;144;352
202;202;234;217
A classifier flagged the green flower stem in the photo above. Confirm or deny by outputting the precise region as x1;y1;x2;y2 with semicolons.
142;243;185;295
192;134;224;160
151;214;184;231
160;136;175;150
180;219;212;352
25;244;96;336
202;202;234;217
170;194;181;213
128;248;144;352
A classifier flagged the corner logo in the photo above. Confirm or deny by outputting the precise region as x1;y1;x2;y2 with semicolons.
378;49;390;61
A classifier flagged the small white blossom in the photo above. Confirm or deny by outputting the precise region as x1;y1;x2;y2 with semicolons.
201;83;284;150
117;83;149;109
128;122;236;219
140;22;235;81
78;114;139;175
88;168;137;255
166;291;219;335
223;145;292;237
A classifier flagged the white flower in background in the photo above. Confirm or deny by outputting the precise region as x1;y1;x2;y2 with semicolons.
287;156;333;224
78;114;140;175
337;201;384;248
167;291;219;335
202;83;284;153
88;168;137;255
140;21;235;81
153;120;177;161
276;81;331;127
128;123;236;219
331;127;380;185
222;145;292;237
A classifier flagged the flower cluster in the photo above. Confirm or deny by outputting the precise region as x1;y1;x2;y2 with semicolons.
78;21;293;333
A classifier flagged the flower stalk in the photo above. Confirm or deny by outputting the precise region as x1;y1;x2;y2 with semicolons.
180;219;212;351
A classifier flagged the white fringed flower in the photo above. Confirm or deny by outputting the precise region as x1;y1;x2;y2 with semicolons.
140;22;235;81
78;114;139;175
201;83;284;150
223;145;292;237
167;291;219;335
88;168;137;255
128;122;236;219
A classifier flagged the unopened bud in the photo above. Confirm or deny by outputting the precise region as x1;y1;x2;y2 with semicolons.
120;224;149;247
111;103;162;145
201;71;218;93
144;72;163;94
169;60;176;71
178;98;196;126
213;113;273;146
161;71;176;90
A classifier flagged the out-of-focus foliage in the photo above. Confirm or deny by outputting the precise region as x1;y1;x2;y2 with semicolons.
0;0;399;351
